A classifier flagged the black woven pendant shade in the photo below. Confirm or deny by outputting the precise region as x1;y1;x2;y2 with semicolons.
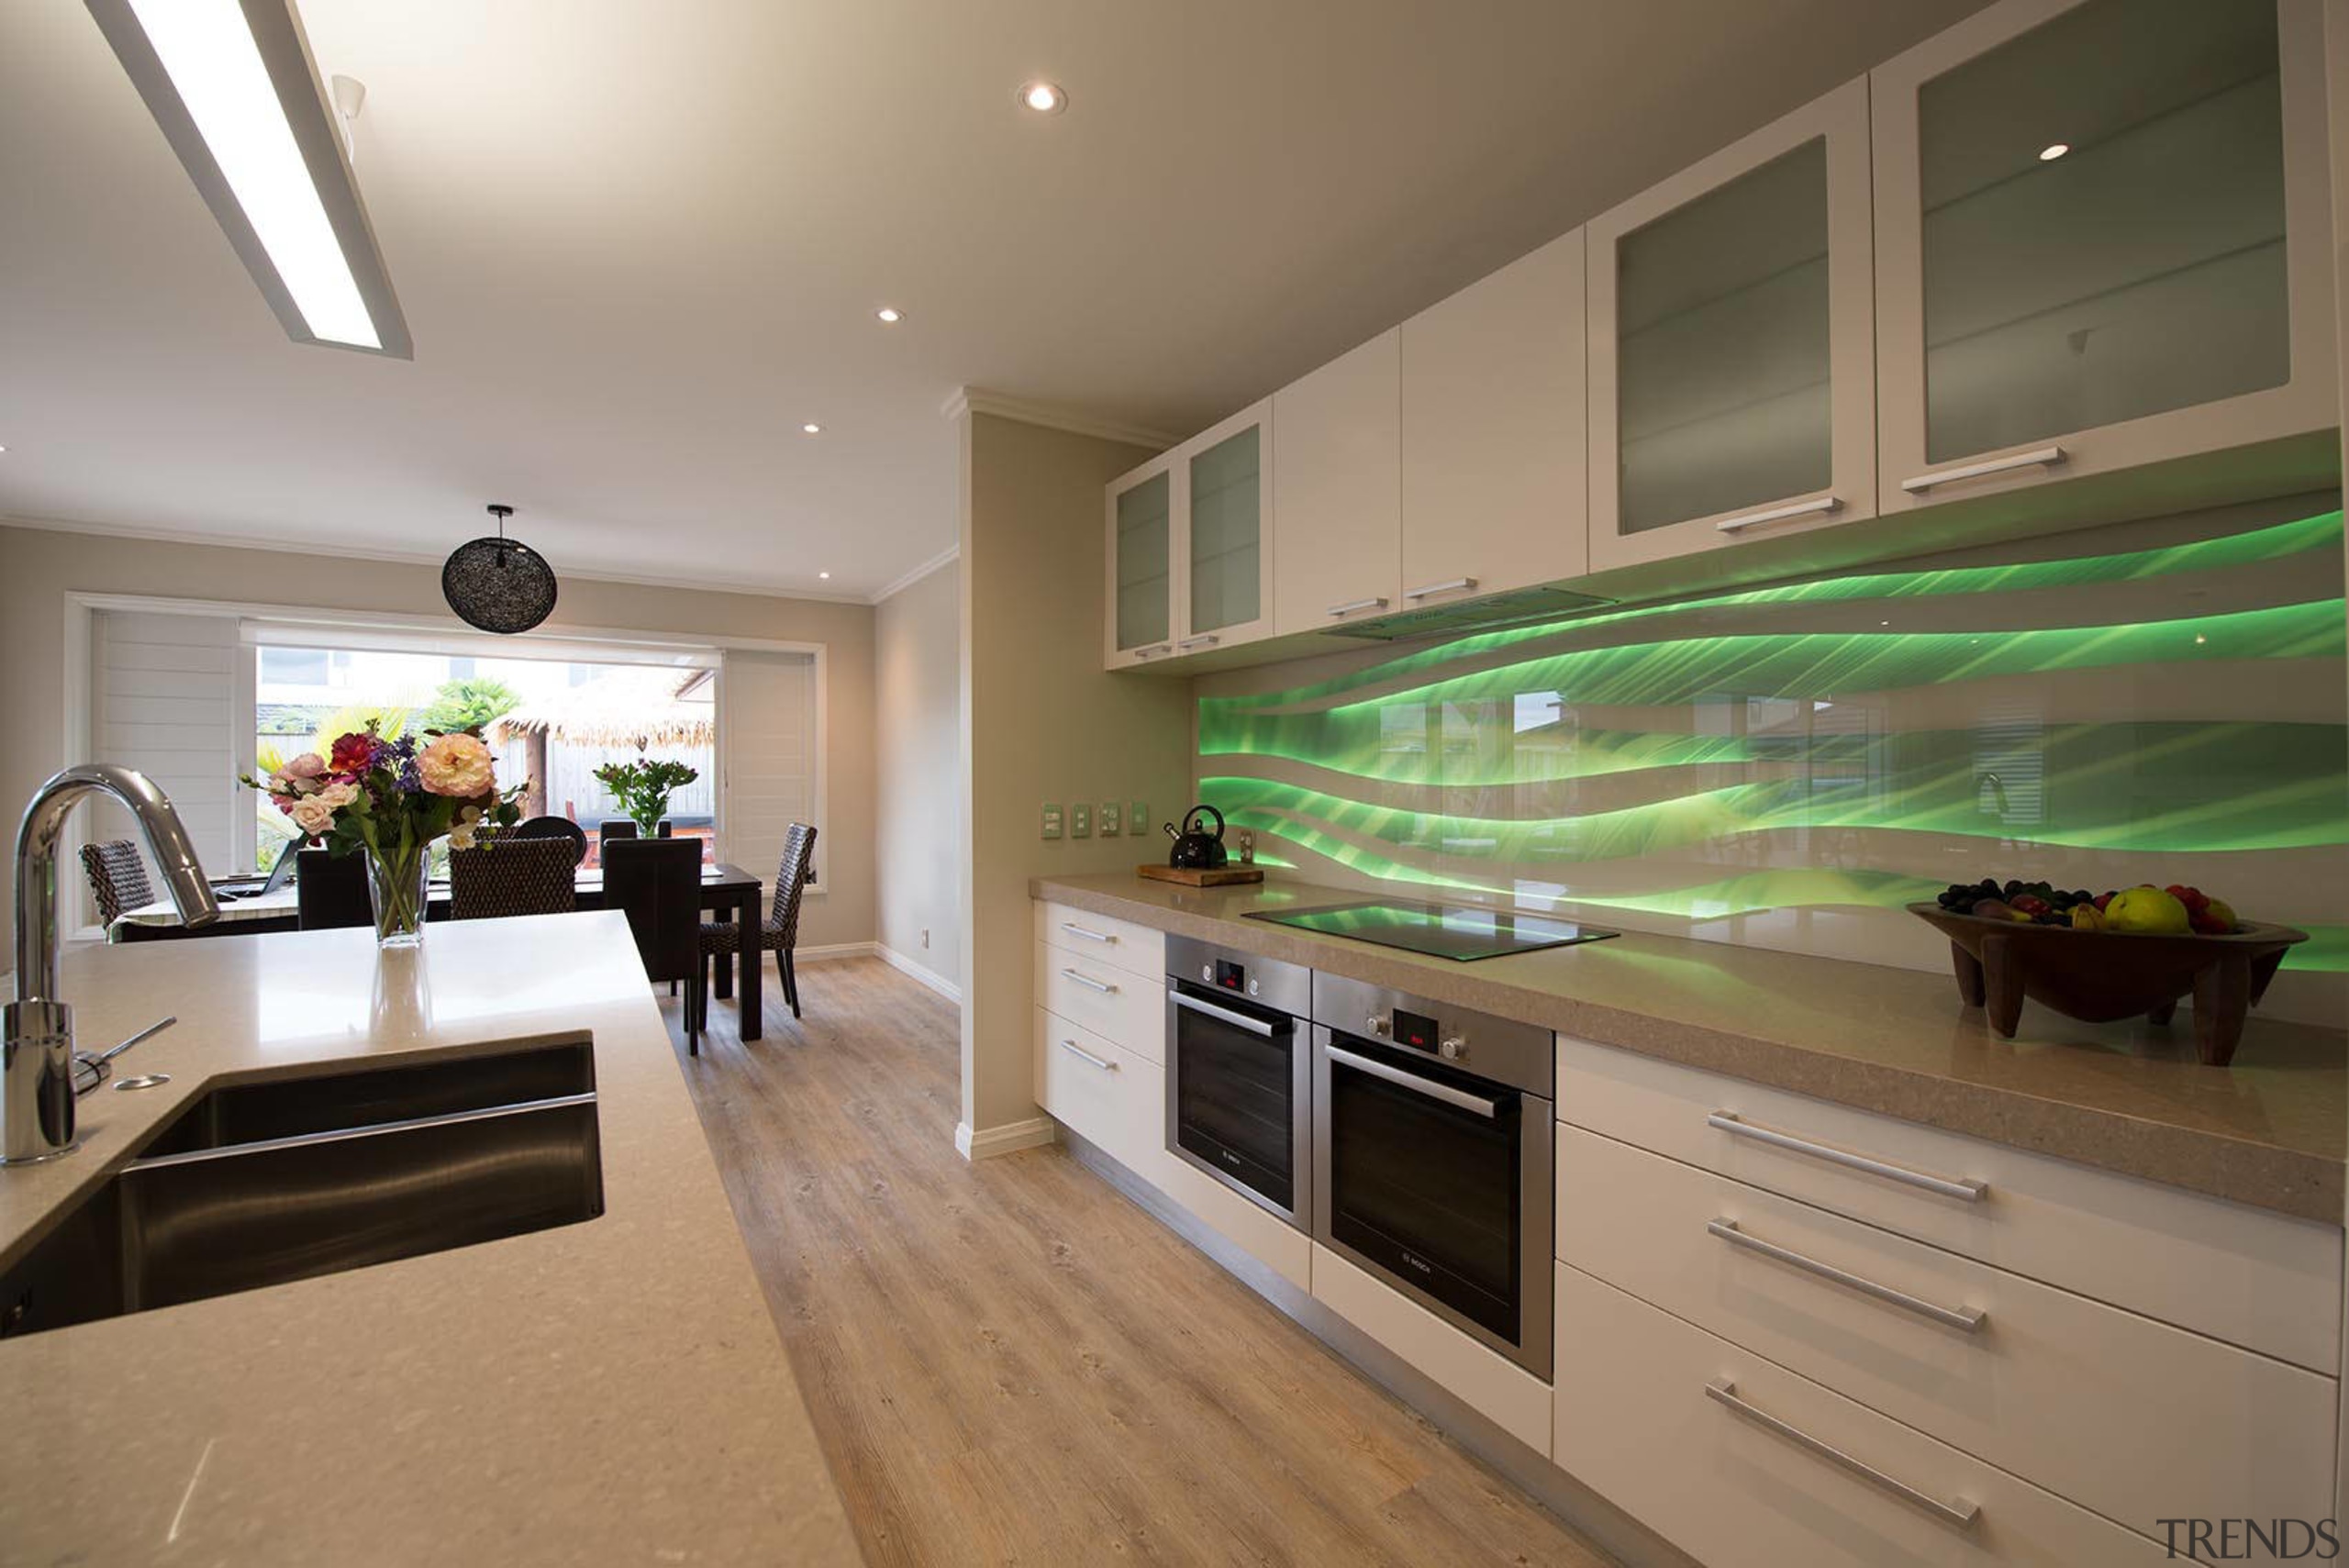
443;503;557;634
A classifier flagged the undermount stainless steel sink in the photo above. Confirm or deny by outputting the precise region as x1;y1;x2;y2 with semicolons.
0;1040;603;1339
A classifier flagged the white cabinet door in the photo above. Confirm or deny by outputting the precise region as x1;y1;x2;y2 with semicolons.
1272;330;1401;635
1177;399;1275;655
1399;228;1586;606
1103;456;1178;669
1873;0;2337;515
1588;79;1876;571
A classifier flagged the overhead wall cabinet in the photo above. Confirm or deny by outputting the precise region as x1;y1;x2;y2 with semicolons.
1104;457;1177;669
1400;228;1587;604
1587;80;1876;572
1273;330;1401;635
1105;402;1277;670
1871;0;2337;515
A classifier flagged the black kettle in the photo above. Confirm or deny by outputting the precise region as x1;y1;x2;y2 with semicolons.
1163;805;1229;870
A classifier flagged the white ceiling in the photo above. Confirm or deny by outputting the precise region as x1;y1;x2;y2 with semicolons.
0;0;1991;602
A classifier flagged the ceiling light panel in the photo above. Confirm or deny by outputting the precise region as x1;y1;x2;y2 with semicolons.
88;0;412;356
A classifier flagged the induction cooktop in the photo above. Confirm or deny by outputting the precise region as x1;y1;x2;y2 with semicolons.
1243;900;1620;962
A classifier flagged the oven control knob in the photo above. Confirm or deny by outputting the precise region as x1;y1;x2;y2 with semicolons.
1201;964;1214;983
1366;1015;1389;1038
1438;1037;1467;1062
1246;979;1260;996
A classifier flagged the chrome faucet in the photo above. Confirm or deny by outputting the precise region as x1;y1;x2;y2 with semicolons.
5;765;218;1165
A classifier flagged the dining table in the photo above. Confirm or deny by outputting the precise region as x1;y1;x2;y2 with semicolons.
111;861;775;1040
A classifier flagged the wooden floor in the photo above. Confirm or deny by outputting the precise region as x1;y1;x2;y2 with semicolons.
663;957;1615;1568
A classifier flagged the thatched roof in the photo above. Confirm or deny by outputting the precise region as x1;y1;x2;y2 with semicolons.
493;667;714;749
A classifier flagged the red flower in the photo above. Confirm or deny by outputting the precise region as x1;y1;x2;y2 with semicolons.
329;732;380;775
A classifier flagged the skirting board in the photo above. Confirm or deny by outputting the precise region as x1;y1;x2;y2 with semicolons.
955;1117;1055;1162
796;941;878;962
1059;1127;1700;1568
874;944;962;1004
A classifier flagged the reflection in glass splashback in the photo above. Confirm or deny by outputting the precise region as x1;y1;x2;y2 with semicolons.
1197;503;2349;1018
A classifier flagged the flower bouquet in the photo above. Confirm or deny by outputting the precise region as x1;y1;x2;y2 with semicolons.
592;756;699;838
245;723;524;947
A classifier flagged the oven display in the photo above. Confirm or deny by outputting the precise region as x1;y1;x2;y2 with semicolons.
1215;959;1247;992
1391;1008;1439;1052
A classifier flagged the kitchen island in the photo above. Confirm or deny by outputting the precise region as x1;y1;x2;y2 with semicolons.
0;913;856;1566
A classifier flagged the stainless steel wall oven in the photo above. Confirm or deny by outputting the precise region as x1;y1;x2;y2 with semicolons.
1163;936;1312;1229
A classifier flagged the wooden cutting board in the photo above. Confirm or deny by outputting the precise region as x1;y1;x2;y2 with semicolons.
1137;863;1264;887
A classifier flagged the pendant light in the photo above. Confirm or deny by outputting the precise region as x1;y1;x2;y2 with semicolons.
442;503;557;634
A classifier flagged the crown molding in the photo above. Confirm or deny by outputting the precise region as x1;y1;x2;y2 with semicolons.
869;542;960;605
941;386;1176;452
0;510;874;606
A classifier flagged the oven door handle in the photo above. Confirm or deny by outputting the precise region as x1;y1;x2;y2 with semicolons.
1326;1044;1497;1118
1171;990;1279;1037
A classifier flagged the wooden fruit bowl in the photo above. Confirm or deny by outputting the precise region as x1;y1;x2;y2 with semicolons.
1904;903;2309;1066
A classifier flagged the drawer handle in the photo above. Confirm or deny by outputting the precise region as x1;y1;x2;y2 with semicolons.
1898;444;2065;495
1706;1112;1986;1202
1059;921;1117;945
1058;1040;1118;1073
1708;1219;1986;1333
1402;576;1477;601
1706;1379;1979;1529
1326;595;1391;617
1715;495;1842;534
1060;968;1119;995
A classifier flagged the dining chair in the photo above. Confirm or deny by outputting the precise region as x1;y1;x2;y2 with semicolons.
448;837;579;920
699;822;818;1021
604;838;708;1052
513;815;589;866
80;840;154;927
295;847;373;929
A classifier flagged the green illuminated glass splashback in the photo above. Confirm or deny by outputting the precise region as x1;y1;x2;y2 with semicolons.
1196;503;2349;1006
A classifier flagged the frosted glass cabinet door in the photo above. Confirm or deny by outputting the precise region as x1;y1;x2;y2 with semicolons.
1874;0;2336;515
1587;80;1876;573
1181;400;1275;653
1103;460;1175;668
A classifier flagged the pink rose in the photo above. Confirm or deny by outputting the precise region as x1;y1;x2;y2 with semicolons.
417;733;495;797
288;796;336;836
313;780;360;811
283;752;327;781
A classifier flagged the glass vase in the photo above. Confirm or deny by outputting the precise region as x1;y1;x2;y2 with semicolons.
365;841;431;949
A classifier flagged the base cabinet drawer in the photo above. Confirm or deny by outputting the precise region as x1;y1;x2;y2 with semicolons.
1555;1263;2168;1567
1034;1007;1159;1171
1312;1243;1552;1456
1555;1035;2343;1374
1557;1126;2337;1535
1035;944;1163;1063
1037;900;1167;982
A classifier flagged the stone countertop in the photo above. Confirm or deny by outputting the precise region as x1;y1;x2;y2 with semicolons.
0;914;858;1566
1034;873;2347;1224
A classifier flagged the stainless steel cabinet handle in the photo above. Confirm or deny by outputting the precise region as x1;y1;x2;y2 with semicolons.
1401;576;1478;601
1172;990;1275;1037
1706;1111;1986;1201
1060;968;1119;995
1058;1040;1118;1073
1176;634;1220;651
1326;1044;1496;1118
1326;596;1390;617
1129;642;1174;661
1716;495;1842;534
1058;922;1116;944
1706;1379;1979;1529
1708;1219;1986;1332
1899;444;2065;495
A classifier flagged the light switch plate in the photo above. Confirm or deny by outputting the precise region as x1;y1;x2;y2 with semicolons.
1130;801;1149;838
1099;802;1121;838
1070;803;1092;839
1041;802;1063;840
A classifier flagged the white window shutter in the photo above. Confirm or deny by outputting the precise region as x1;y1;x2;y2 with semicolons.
717;651;818;889
85;609;248;918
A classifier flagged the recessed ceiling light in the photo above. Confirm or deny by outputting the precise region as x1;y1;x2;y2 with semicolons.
801;422;822;435
2038;141;2071;161
818;571;831;580
875;306;903;324
1019;81;1066;115
86;0;409;356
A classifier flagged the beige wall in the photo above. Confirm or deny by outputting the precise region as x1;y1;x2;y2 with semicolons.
959;413;1193;1141
874;555;963;992
0;521;877;959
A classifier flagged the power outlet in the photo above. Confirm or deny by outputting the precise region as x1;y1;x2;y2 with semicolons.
1041;802;1063;840
1070;803;1092;839
1098;802;1121;838
919;928;930;949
